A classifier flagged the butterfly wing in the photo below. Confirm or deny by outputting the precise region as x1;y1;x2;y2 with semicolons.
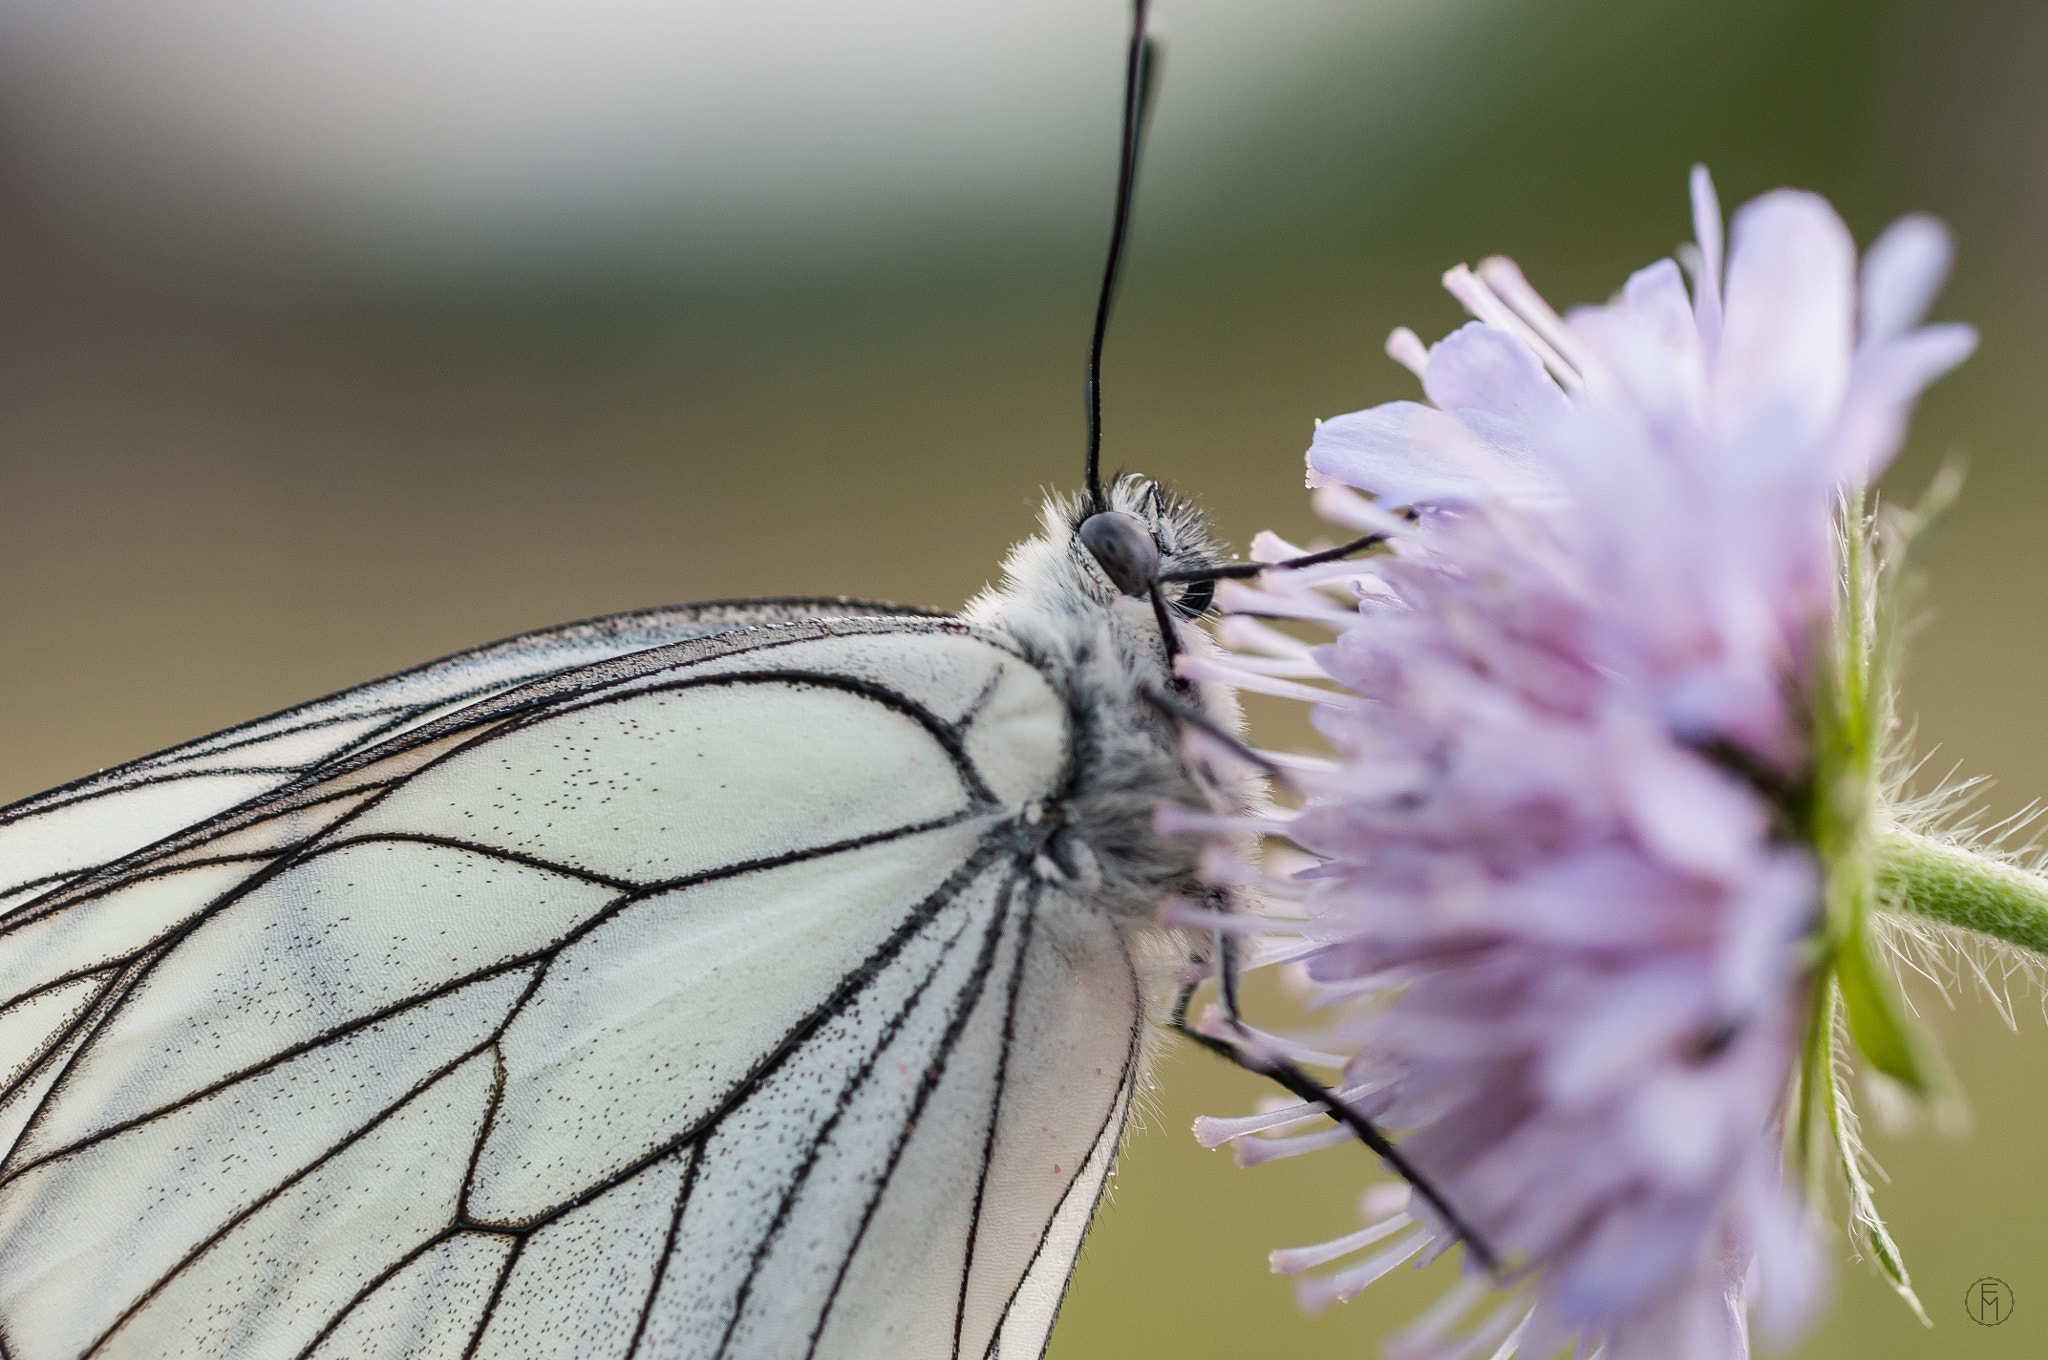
0;615;1139;1360
0;598;942;914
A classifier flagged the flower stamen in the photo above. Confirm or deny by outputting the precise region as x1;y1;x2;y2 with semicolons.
1270;1212;1417;1274
1441;263;1583;389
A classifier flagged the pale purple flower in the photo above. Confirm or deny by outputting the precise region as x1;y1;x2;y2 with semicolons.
1177;170;1973;1358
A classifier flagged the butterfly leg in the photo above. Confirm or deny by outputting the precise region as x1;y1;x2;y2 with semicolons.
1169;930;1501;1276
1152;530;1390;589
1139;688;1281;775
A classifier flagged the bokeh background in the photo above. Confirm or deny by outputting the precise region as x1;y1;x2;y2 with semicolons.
0;0;2041;1354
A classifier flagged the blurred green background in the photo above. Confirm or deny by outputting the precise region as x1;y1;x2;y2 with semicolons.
0;0;2040;1354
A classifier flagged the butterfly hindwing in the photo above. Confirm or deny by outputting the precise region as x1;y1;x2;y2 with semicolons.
0;614;1139;1360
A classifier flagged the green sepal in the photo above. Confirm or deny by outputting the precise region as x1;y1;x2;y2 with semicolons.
1833;915;1931;1094
1797;976;1930;1324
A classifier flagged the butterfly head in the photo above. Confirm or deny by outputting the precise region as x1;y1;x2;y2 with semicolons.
1072;474;1226;620
963;473;1230;682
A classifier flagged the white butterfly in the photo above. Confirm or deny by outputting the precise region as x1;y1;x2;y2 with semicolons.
0;6;1481;1354
0;473;1252;1359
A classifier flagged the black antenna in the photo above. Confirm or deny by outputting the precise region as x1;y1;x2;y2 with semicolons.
1083;0;1162;511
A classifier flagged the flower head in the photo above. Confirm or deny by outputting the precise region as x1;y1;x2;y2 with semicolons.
1183;169;1973;1358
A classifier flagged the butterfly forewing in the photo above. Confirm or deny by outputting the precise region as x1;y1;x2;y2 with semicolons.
0;599;942;910
0;613;1137;1360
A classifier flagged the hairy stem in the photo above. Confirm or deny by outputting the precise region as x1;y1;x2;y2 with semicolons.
1877;827;2048;956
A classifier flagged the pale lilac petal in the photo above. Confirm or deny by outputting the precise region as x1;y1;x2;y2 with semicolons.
1309;401;1558;507
1625;1068;1736;1185
1832;322;1978;482
1621;256;1702;351
1422;321;1573;429
1716;190;1856;453
1745;1167;1829;1342
1385;1274;1492;1357
1712;849;1816;1012
1566;260;1708;436
1859;214;1954;347
1602;1270;1748;1360
1613;727;1766;880
1545;1004;1689;1115
1488;850;1716;948
1554;1195;1719;1322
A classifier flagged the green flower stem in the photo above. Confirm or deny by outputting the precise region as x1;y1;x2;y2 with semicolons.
1876;827;2048;957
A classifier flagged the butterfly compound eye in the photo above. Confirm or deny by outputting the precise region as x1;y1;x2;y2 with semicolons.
1077;510;1160;597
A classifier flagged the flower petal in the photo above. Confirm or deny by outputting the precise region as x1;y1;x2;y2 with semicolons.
1716;189;1856;456
1309;400;1559;508
1566;259;1708;438
1422;321;1573;429
1831;322;1978;483
1859;214;1954;347
1613;721;1767;880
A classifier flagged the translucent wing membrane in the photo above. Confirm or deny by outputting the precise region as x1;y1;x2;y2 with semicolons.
0;599;942;912
0;613;1137;1360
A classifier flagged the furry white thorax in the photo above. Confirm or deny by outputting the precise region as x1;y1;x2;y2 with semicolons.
964;478;1253;926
